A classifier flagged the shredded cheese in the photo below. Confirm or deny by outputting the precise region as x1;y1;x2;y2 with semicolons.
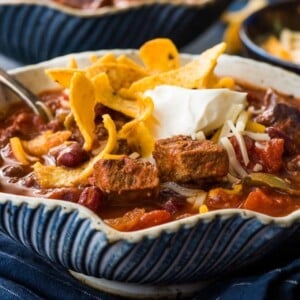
244;131;270;141
220;136;248;178
227;120;249;167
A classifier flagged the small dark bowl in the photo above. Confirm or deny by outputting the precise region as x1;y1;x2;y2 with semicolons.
0;0;234;65
240;0;300;74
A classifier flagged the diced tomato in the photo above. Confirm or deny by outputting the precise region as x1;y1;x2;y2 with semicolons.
206;187;243;210
105;208;145;231
104;209;171;231
230;136;284;173
242;188;294;216
135;210;172;230
254;139;284;173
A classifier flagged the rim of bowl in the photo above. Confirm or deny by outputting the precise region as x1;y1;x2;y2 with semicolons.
240;0;300;74
3;191;300;243
1;0;215;17
4;49;300;243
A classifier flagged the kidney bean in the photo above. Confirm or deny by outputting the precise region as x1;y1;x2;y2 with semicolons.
56;143;89;168
1;165;28;177
78;186;103;213
163;197;186;214
22;173;39;188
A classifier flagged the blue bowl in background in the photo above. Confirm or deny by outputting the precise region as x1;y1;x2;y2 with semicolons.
240;0;300;74
0;0;233;64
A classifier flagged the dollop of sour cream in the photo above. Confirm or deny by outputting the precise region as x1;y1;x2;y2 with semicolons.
144;85;247;140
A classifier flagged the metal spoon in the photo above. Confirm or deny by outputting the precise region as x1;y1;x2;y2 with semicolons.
0;67;49;121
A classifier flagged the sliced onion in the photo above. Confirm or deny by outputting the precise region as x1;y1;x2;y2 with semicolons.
161;182;205;197
187;193;207;210
227;173;240;184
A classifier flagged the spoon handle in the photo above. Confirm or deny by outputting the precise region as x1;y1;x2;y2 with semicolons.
0;67;49;121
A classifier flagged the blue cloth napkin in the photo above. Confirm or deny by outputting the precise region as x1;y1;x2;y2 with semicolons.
1;229;300;300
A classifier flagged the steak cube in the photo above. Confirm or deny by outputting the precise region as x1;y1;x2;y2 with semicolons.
153;135;229;182
93;157;159;200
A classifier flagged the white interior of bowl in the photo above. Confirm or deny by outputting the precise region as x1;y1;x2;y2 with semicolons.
2;49;300;242
2;0;214;17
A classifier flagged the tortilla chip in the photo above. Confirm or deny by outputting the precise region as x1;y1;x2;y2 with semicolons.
117;55;148;74
68;57;78;69
139;38;179;73
214;77;235;89
86;62;147;91
90;54;98;63
45;68;84;89
124;121;154;157
118;96;154;157
129;43;227;93
93;53;117;65
69;72;96;151
10;137;30;165
23;130;72;156
93;72;139;118
208;75;235;89
34;114;119;188
33;162;85;188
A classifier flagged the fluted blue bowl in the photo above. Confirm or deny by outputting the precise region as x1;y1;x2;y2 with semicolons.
0;0;233;64
2;50;300;298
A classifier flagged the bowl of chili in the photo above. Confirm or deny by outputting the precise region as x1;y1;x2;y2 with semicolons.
240;0;300;74
1;42;300;298
0;0;233;64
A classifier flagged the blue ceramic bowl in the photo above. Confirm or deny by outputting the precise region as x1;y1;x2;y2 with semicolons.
2;50;300;298
0;0;233;65
240;0;300;74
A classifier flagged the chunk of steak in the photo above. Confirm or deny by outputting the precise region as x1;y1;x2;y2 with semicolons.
93;157;159;200
153;135;229;182
256;103;300;150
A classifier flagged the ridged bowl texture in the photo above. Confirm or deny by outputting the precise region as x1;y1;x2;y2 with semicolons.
1;196;300;284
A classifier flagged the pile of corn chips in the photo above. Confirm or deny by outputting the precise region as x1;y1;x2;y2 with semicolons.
11;38;230;189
